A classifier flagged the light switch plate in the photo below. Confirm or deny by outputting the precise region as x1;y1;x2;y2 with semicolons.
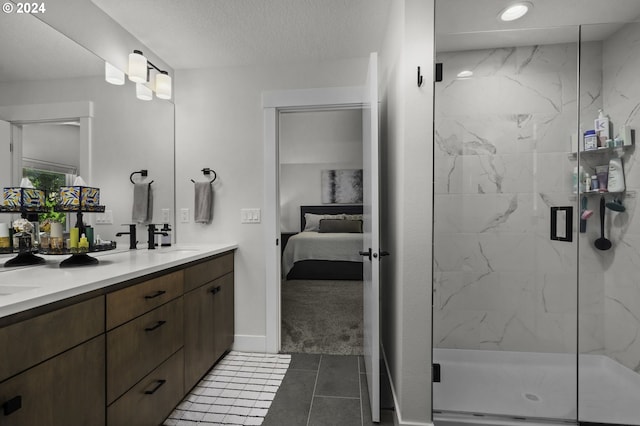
161;208;170;223
241;208;261;224
95;210;113;225
180;208;190;223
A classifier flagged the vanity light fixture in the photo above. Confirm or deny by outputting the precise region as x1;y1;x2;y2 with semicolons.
105;62;125;85
127;49;173;100
155;71;172;100
457;70;473;78
499;2;532;22
136;83;153;101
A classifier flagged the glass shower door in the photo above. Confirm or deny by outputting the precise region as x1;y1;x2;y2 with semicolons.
577;22;640;426
432;24;580;423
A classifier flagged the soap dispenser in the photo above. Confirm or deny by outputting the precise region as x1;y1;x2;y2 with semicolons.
160;224;172;247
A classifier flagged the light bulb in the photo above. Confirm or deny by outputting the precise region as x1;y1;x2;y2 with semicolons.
105;62;125;85
128;50;148;83
136;83;153;101
155;72;172;100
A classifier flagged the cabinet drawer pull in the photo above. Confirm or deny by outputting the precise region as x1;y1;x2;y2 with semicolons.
144;320;167;332
144;290;167;300
144;379;167;395
210;285;222;295
2;395;22;416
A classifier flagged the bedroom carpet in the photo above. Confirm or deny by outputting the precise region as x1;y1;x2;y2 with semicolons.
281;279;363;355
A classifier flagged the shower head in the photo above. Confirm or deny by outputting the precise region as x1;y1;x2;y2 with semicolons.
605;199;626;212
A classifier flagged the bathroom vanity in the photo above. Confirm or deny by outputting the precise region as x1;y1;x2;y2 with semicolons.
0;244;236;426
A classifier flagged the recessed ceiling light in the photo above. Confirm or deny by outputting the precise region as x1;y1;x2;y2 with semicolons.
457;70;473;78
499;2;532;22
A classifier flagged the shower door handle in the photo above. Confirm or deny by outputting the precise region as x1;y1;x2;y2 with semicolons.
359;248;372;260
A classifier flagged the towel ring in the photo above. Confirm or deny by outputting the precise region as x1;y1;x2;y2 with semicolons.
190;167;217;184
130;170;154;185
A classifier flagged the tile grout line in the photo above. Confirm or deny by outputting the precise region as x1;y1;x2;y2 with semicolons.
359;356;364;426
306;354;323;426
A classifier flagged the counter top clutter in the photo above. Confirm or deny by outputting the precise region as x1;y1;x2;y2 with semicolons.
0;243;237;319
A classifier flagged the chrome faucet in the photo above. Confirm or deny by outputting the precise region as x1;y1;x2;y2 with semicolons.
115;224;138;249
147;224;168;250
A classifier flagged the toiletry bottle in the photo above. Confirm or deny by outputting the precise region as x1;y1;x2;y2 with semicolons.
591;175;598;191
584;130;597;150
78;233;89;253
595;109;610;145
607;158;625;193
572;166;585;193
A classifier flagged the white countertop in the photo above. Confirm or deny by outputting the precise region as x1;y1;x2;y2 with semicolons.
0;243;238;319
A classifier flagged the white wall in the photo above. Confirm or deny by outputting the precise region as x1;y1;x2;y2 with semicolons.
279;109;362;232
0;77;175;241
175;58;368;350
379;0;434;424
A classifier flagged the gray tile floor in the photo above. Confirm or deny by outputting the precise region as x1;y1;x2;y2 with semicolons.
262;354;395;426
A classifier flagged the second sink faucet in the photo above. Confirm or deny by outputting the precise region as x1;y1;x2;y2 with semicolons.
115;224;137;249
147;224;168;250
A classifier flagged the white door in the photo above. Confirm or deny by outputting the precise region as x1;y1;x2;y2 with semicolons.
0;120;11;185
361;52;380;422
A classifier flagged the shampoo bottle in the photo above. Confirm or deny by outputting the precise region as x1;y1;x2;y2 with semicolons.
595;109;610;145
607;158;625;193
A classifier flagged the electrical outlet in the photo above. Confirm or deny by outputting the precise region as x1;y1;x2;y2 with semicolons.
95;210;113;224
180;208;190;223
161;208;170;223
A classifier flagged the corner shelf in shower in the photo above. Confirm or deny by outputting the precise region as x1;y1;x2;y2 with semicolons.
568;145;633;160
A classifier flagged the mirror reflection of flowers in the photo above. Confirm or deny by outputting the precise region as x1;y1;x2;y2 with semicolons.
12;218;34;233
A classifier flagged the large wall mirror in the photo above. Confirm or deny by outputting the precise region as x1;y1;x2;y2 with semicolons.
0;11;175;242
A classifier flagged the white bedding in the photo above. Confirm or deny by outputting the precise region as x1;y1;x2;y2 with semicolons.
282;231;363;276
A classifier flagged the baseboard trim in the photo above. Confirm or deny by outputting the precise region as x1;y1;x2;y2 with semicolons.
232;334;268;353
381;344;434;426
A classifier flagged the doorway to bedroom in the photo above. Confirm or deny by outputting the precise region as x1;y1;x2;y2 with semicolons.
278;107;365;355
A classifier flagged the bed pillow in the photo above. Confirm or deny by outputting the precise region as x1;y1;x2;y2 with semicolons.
318;219;363;233
344;214;363;221
303;213;345;231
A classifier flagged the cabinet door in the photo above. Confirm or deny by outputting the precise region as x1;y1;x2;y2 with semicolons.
183;272;234;391
183;281;216;391
0;335;105;426
212;273;234;362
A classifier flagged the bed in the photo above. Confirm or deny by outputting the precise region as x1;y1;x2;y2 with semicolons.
282;205;364;280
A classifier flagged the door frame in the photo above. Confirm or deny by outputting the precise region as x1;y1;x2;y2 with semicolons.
262;86;365;353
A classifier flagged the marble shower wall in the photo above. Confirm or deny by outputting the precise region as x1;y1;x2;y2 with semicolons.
434;42;605;354
598;21;640;373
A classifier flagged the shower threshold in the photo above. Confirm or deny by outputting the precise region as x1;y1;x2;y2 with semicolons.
433;348;640;425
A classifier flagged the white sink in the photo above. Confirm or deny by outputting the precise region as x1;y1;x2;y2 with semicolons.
0;286;38;296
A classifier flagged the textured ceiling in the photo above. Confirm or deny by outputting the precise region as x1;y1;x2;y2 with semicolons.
91;0;393;70
436;0;640;51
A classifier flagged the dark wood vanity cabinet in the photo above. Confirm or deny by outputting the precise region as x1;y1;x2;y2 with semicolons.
0;249;235;426
184;253;235;392
0;297;106;426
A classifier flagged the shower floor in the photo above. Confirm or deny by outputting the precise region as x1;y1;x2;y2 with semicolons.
433;348;640;425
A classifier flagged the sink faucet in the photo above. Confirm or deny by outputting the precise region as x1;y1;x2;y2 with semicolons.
147;224;168;250
115;224;138;250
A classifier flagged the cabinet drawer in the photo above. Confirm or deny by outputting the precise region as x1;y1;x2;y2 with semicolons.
107;349;184;426
0;335;105;426
107;270;183;330
0;296;104;382
107;297;183;404
184;252;233;292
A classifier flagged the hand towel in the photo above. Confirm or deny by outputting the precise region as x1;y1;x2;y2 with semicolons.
194;182;213;224
132;183;152;223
